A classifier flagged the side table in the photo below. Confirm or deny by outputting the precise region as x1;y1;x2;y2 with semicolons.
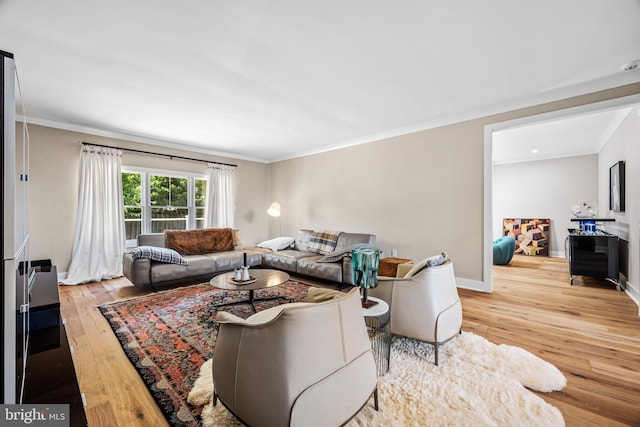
379;257;413;277
362;296;391;376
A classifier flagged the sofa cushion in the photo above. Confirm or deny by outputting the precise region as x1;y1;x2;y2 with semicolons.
208;250;263;271
165;228;235;255
150;254;215;283
256;237;295;252
317;243;380;263
262;250;316;273
307;230;341;255
137;233;166;248
233;229;244;250
297;255;343;282
208;251;243;272
130;246;188;265
293;229;313;252
335;232;377;251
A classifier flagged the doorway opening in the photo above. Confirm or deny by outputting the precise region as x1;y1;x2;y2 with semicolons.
483;93;640;292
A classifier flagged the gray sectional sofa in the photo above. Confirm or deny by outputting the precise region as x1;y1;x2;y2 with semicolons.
122;228;377;291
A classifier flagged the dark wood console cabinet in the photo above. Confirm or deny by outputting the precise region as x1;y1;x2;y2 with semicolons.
19;263;87;426
568;231;620;290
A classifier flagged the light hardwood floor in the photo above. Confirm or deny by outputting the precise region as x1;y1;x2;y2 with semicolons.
59;256;640;426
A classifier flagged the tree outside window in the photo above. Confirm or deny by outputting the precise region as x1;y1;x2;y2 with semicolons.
195;178;206;229
150;175;189;232
121;170;206;243
123;172;142;240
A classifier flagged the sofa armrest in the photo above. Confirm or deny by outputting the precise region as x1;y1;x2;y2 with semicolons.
122;253;152;288
342;257;355;285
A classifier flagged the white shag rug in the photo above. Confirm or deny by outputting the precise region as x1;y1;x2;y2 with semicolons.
188;332;567;426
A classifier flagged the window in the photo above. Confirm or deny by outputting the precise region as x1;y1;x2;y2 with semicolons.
150;175;189;232
122;168;207;244
123;172;143;241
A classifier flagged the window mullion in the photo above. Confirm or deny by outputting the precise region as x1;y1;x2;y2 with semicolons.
188;177;195;229
142;172;151;234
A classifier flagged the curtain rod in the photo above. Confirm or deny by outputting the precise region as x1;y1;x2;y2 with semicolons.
82;142;238;168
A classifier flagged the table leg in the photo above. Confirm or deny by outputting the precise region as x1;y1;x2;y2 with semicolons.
212;289;291;313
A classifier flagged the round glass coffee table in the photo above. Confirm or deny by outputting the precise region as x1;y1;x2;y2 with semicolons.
210;268;290;312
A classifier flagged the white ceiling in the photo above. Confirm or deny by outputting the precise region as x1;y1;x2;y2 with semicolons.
493;106;635;165
1;1;640;163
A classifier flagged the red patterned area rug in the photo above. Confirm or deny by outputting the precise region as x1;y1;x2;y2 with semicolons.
98;280;311;426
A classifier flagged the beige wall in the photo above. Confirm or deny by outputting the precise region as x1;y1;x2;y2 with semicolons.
21;125;270;273
269;120;485;284
20;82;640;287
270;83;640;288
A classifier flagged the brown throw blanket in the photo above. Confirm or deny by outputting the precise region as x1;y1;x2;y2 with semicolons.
165;228;235;255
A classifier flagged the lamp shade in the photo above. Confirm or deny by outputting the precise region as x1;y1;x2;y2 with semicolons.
267;202;281;217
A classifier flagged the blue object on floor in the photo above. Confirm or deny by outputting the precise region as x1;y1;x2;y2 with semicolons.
493;236;516;265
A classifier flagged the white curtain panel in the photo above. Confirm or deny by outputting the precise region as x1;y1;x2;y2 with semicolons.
62;145;126;284
205;164;235;228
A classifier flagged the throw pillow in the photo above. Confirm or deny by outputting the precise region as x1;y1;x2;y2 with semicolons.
307;230;341;255
256;237;295;252
130;246;188;265
293;229;313;252
425;251;447;268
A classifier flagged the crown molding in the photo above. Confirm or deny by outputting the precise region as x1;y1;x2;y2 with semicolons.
15;115;269;164
16;70;640;165
274;71;640;162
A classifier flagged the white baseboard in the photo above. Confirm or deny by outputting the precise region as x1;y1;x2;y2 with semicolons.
623;281;640;315
549;251;565;258
456;277;490;293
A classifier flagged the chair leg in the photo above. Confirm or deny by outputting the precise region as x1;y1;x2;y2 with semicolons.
434;342;439;366
213;391;218;407
373;387;379;411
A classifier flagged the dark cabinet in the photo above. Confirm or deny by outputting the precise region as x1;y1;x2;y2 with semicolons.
20;263;87;426
568;231;620;289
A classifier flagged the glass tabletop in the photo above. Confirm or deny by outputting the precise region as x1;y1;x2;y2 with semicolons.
210;268;290;292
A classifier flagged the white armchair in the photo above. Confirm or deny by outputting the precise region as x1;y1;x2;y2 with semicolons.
212;287;378;427
368;258;462;365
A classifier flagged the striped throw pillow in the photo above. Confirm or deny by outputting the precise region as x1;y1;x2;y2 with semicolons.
307;230;341;255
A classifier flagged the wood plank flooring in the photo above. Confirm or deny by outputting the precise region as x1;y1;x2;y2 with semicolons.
58;256;640;426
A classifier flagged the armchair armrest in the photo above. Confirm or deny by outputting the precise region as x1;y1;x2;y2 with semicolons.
215;302;312;326
377;275;412;282
369;274;414;306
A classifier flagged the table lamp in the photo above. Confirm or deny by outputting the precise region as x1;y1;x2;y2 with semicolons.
351;248;381;308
